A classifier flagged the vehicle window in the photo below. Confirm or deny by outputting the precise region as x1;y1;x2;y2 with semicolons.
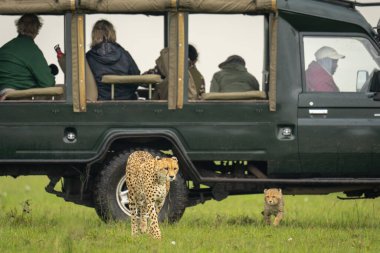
188;14;265;101
85;14;164;101
303;36;380;93
0;15;65;101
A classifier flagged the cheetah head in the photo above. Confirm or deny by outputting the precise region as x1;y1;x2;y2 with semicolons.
264;188;282;206
155;156;179;182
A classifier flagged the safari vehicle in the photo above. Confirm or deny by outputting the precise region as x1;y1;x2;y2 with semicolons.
1;0;380;223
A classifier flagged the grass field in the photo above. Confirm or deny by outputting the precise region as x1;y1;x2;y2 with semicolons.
0;176;380;253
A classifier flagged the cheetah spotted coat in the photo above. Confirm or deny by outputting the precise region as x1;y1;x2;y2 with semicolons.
126;151;179;239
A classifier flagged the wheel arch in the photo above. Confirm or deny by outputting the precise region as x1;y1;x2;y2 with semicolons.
90;129;202;182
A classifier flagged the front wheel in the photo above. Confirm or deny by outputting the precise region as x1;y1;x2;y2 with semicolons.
93;149;188;223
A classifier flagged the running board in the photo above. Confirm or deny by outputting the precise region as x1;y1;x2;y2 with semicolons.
337;196;374;200
199;177;380;185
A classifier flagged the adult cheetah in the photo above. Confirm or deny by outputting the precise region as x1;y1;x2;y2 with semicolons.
126;150;179;239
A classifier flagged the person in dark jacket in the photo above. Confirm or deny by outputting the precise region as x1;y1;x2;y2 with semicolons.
0;14;55;96
86;19;140;100
210;55;259;92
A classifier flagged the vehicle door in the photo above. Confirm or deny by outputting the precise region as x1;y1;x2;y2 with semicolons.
298;35;380;177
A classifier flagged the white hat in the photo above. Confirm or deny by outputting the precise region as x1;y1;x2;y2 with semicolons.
315;46;345;60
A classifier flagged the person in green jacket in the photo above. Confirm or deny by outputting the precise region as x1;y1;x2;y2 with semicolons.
210;55;259;92
0;14;55;96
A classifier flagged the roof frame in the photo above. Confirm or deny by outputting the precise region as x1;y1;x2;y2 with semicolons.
319;0;380;7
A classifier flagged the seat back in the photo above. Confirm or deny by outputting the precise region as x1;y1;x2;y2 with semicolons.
0;86;64;101
202;90;267;100
58;56;98;101
85;61;98;101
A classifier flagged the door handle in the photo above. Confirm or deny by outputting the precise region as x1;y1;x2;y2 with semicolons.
309;109;328;115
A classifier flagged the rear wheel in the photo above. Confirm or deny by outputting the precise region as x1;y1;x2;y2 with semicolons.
93;148;188;223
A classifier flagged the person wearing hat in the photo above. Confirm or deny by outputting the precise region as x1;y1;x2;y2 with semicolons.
305;46;345;92
210;55;259;92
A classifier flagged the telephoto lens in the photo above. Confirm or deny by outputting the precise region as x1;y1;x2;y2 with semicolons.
49;64;59;76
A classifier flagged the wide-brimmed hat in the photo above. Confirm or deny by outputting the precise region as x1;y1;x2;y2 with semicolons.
315;46;345;60
219;55;245;68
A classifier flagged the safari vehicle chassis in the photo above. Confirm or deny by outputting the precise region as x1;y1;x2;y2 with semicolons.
2;154;380;211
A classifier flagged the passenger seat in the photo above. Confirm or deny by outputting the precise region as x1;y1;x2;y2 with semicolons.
58;56;98;101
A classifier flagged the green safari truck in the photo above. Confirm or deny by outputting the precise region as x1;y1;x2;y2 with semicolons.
0;0;380;222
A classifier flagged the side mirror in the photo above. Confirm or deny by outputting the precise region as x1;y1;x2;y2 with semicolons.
356;70;368;91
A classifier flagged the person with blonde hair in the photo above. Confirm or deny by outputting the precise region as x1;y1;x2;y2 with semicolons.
86;19;140;100
0;14;55;96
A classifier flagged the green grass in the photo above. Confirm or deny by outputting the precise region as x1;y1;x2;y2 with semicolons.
1;176;380;253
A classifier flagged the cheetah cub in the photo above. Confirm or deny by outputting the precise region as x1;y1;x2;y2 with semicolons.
263;188;284;226
126;151;179;239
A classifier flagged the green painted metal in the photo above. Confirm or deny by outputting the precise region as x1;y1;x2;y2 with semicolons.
0;0;379;181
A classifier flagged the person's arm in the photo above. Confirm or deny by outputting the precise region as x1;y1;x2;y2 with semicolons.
124;50;140;75
306;69;339;92
249;74;260;90
57;53;66;74
210;73;220;92
29;47;55;87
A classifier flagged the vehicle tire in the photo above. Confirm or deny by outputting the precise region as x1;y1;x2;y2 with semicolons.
93;148;189;223
158;171;188;223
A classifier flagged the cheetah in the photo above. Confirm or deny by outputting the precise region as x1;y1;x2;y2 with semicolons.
263;188;284;226
125;151;179;239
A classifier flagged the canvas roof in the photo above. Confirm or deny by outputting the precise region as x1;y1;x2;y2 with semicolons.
0;0;276;14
